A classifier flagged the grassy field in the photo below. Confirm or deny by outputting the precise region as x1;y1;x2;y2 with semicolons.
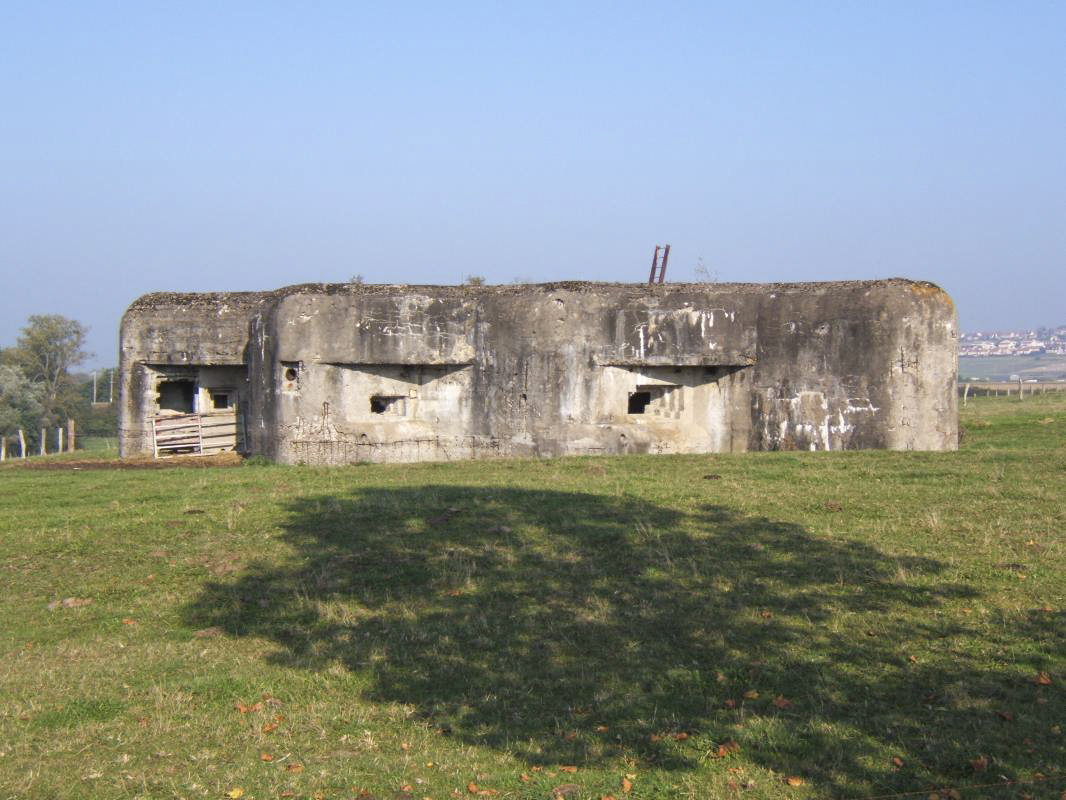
1;397;1063;800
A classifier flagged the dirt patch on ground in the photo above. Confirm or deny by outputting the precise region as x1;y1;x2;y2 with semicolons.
5;452;244;471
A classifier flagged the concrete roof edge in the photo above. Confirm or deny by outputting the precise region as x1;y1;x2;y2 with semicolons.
126;278;943;311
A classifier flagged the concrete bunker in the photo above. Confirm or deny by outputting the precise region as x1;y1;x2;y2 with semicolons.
119;280;958;463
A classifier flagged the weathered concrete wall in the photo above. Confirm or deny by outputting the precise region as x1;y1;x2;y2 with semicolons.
119;280;957;462
119;293;266;455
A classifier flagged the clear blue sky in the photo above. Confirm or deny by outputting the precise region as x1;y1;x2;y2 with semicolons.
2;1;1063;367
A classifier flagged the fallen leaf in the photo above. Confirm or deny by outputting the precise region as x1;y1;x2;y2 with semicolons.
622;777;633;793
519;774;531;783
235;701;262;713
564;731;577;741
122;618;136;625
716;740;741;758
743;690;759;700
226;790;244;799
785;776;803;786
772;695;792;709
595;725;609;733
759;610;773;618
401;784;413;792
1035;671;1052;685
477;791;498;797
262;722;278;733
286;763;304;773
560;766;578;773
401;741;410;751
892;756;904;768
551;784;580;799
724;699;736;709
672;732;689;741
260;752;273;761
467;782;479;794
971;755;988;772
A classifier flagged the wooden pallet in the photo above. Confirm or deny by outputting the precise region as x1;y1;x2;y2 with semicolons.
152;410;242;457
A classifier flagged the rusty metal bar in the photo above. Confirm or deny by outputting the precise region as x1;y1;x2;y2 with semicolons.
648;245;661;284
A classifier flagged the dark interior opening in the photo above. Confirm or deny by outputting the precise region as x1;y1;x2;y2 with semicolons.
158;380;195;413
211;392;231;410
628;390;652;414
370;395;404;415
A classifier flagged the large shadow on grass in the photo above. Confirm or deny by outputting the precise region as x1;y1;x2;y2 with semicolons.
184;486;1064;796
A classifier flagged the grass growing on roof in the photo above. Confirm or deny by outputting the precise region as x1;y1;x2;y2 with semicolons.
0;395;1064;799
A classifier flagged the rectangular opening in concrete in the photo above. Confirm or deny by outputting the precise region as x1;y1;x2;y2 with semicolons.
157;380;195;413
627;384;680;416
628;390;653;414
210;389;233;410
370;395;406;415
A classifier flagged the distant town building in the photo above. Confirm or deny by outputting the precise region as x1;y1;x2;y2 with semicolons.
959;325;1066;356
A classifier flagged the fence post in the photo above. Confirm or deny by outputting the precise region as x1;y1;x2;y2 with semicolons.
1;436;5;461
18;429;26;458
40;428;46;456
963;383;970;406
1018;378;1024;400
57;426;64;454
67;419;76;452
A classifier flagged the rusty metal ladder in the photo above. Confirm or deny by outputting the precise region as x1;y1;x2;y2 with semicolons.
648;244;670;284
